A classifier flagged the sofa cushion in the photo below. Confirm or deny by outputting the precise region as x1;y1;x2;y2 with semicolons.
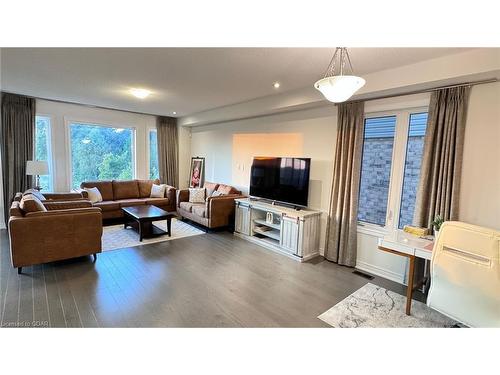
81;181;114;201
216;184;238;195
116;198;147;208
192;204;207;218
145;197;170;206
19;194;47;213
204;181;219;198
137;179;160;198
112;180;140;200
179;201;197;212
93;201;121;212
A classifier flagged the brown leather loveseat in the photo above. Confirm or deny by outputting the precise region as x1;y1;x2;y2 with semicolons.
176;182;244;229
79;179;176;221
8;191;102;274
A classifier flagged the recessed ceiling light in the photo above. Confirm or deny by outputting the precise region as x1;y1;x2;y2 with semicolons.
173;111;177;115
129;88;151;99
273;82;280;89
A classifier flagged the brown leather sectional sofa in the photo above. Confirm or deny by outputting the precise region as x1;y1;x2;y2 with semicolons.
176;182;244;229
79;179;176;221
8;191;102;273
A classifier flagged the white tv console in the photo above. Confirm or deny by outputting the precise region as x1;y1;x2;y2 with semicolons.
234;198;321;262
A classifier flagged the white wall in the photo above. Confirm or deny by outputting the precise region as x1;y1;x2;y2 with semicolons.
459;82;500;230
188;85;500;284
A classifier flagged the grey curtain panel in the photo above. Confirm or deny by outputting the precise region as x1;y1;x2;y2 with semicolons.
1;93;36;222
414;86;471;228
325;101;365;266
156;116;179;187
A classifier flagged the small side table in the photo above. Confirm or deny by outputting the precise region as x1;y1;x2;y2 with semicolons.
378;232;434;315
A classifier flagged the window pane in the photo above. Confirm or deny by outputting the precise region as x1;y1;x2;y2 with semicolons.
35;116;51;190
69;123;134;189
398;113;428;229
358;116;397;226
149;130;159;179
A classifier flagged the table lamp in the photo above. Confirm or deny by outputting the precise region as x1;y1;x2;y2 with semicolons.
26;160;49;190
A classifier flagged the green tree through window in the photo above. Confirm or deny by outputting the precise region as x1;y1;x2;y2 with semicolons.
149;130;159;179
35;116;51;190
69;123;134;188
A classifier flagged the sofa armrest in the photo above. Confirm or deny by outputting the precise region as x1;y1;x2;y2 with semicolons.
206;193;245;202
43;192;85;201
208;194;245;226
176;189;189;207
165;185;176;207
43;200;93;211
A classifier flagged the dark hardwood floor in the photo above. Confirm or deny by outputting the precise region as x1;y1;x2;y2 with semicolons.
0;229;416;327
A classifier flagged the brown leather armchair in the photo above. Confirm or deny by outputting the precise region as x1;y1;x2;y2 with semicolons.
8;194;103;274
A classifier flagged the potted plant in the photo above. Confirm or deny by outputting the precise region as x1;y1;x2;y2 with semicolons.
431;215;444;237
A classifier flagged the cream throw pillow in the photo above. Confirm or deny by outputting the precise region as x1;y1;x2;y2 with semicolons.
84;187;103;203
150;184;167;198
189;188;206;203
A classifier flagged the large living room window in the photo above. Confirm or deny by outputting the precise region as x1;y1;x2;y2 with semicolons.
68;122;135;188
35;115;53;191
149;129;159;179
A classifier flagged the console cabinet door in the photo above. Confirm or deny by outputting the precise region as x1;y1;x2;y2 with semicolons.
235;204;251;235
280;216;299;254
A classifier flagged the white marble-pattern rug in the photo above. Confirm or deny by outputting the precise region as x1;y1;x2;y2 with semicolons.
318;283;458;328
102;218;205;252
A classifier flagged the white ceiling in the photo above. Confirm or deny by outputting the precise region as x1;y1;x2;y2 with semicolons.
0;48;472;117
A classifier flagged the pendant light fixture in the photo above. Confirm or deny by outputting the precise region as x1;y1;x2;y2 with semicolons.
314;47;365;103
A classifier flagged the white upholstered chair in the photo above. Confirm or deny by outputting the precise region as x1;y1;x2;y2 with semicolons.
427;221;500;327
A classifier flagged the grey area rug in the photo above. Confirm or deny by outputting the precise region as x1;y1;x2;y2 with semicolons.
318;283;457;328
102;218;205;252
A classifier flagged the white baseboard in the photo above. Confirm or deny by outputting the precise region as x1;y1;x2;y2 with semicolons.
356;260;404;285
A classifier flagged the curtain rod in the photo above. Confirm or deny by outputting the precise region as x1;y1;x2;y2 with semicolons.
0;90;169;118
346;78;498;104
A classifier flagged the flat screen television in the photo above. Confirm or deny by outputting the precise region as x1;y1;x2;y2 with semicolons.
249;157;311;207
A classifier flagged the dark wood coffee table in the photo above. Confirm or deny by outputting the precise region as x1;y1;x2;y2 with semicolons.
122;205;176;241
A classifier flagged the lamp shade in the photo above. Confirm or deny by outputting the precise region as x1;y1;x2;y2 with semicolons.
314;75;366;103
26;160;49;176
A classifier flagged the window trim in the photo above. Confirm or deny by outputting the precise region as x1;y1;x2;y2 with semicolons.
64;117;137;189
34;114;55;191
357;106;429;237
